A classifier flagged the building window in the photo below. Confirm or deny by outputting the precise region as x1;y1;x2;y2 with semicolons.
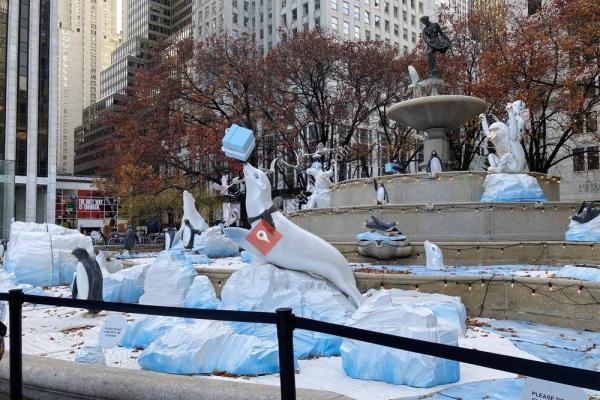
410;0;415;8
343;20;349;34
354;25;360;38
315;0;320;10
303;3;309;14
586;111;598;133
384;20;389;32
573;148;586;172
365;29;370;39
588;146;599;170
292;8;297;20
331;0;337;9
403;27;407;39
403;10;407;22
393;5;398;17
354;6;360;19
411;14;415;26
411;31;416;42
331;16;338;30
375;15;380;27
364;10;370;23
418;1;423;12
233;13;238;24
343;1;349;14
394;24;399;36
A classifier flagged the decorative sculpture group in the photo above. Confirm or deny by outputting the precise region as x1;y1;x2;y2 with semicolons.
480;101;530;174
356;216;412;260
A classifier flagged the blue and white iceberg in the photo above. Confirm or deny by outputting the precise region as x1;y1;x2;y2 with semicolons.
480;173;546;202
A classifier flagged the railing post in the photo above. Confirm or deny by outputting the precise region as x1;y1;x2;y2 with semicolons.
275;308;296;400
8;289;23;400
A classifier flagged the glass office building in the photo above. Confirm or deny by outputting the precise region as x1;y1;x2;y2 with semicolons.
0;0;58;230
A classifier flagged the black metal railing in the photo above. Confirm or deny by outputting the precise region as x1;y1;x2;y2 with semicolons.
1;288;600;400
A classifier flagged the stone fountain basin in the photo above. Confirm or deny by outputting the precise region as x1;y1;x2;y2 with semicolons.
387;95;488;130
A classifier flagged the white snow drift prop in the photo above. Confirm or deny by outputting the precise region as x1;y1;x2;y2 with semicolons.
4;222;93;286
341;289;461;387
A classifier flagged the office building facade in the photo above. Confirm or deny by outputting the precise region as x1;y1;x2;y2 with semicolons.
194;0;433;54
57;0;121;175
0;0;58;225
74;0;195;176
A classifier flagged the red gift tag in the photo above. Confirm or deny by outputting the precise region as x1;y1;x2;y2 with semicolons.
246;219;282;256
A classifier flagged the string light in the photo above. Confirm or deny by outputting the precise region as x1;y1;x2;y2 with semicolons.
468;283;472;291
415;284;420;292
531;289;536;296
481;278;485;287
578;285;583;295
443;279;448;287
511;278;515;288
548;282;553;291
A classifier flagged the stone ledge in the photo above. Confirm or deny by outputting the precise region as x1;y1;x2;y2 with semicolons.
0;354;350;400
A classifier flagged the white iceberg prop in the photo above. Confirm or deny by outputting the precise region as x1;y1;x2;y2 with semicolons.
189;226;239;258
138;252;196;307
74;345;106;365
121;316;194;349
103;263;149;303
369;289;467;335
425;240;444;270
185;275;221;309
341;289;460;387
480;174;545;202
138;321;281;375
221;263;356;358
565;216;600;242
4;222;93;286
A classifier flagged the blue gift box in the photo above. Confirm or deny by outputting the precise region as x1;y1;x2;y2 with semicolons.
222;124;256;161
384;163;398;174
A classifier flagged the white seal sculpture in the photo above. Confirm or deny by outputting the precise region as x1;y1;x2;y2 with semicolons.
424;240;444;270
224;163;364;307
169;190;209;249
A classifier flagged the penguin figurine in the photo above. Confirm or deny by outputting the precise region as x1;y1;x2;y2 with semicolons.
373;179;388;205
123;226;137;251
164;227;177;250
71;248;104;314
427;151;443;176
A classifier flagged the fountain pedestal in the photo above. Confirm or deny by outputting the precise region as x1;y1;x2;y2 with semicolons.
424;128;451;166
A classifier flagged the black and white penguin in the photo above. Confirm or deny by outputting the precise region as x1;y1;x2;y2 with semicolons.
427;151;443;175
71;248;104;314
123;226;137;251
373;179;389;205
164;227;177;250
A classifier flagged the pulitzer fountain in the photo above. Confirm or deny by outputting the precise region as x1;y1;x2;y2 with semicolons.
289;16;590;268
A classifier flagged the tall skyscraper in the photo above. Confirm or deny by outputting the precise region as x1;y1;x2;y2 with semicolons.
194;0;434;54
57;0;121;175
0;0;58;224
74;0;195;176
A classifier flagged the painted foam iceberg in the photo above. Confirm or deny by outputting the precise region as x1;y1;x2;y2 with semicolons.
184;275;221;309
424;378;524;400
556;265;600;281
565;217;600;242
74;345;106;365
4;222;93;286
121;316;194;349
170;226;239;258
221;263;356;358
480;173;546;202
341;289;460;387
138;320;281;375
103;263;149;303
138;251;196;307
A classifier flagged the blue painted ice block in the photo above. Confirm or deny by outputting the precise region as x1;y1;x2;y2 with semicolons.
222;124;256;161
